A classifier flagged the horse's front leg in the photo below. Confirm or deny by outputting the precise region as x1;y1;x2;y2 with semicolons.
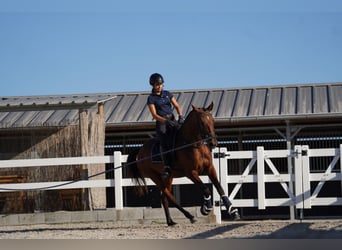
186;171;214;216
207;166;241;220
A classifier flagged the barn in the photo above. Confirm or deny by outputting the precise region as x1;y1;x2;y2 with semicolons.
0;82;341;219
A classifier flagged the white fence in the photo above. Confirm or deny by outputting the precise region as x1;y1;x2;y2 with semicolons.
212;144;342;221
0;145;341;222
0;152;210;210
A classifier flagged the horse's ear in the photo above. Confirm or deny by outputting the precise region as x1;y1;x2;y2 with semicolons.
205;102;214;112
192;105;200;112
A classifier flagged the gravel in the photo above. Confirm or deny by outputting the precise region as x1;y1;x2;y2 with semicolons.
1;219;342;239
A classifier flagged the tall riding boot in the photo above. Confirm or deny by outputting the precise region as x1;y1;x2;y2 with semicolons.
161;151;172;179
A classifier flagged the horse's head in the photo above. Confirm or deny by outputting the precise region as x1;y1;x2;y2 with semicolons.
191;102;217;149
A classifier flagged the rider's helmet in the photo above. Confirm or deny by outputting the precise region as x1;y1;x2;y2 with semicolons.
149;73;164;85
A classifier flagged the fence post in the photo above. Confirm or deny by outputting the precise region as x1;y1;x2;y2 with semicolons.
257;146;266;209
294;145;304;211
340;144;342;196
212;147;227;224
219;147;229;198
301;145;311;209
114;151;123;209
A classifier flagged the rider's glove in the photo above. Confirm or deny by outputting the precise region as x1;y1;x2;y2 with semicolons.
166;118;178;127
178;115;185;125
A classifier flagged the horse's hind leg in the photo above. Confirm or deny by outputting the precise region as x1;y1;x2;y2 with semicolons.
151;175;196;226
161;197;176;226
162;183;197;225
160;183;177;226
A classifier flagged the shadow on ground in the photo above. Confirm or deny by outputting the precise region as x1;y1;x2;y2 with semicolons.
184;223;245;239
185;222;342;239
256;222;342;239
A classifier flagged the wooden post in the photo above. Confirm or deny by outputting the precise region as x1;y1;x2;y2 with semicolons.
98;102;104;116
87;108;106;210
79;109;89;210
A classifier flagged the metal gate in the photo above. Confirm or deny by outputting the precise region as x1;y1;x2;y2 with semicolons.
212;144;342;221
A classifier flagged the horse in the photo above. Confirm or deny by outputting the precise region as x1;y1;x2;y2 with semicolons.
127;102;240;226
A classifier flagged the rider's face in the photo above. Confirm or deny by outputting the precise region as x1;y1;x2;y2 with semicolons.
153;83;163;93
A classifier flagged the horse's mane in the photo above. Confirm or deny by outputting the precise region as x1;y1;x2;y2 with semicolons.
182;105;211;126
177;103;214;142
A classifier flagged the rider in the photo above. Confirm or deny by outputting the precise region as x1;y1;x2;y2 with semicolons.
147;73;185;179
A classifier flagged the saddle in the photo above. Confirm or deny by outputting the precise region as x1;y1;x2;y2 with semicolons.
151;130;178;165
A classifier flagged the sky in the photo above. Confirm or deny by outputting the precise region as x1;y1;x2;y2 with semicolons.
1;0;342;97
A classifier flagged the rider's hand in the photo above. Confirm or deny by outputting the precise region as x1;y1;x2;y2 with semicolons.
178;115;185;125
165;118;178;127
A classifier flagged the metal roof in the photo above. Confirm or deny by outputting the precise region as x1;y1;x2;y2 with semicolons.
0;82;341;130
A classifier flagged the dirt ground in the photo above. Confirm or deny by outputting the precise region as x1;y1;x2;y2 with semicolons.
1;219;342;239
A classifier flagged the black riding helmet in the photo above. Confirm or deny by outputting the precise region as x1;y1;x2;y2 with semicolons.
149;73;164;85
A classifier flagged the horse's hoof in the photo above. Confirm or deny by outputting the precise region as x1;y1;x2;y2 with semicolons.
200;205;212;216
190;217;197;224
230;211;241;221
168;221;177;226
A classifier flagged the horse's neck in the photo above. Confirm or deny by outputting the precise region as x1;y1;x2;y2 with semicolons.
177;114;201;145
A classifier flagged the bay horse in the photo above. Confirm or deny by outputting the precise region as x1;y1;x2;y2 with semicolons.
127;102;240;226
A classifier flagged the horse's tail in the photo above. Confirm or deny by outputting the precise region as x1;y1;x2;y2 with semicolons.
126;148;148;196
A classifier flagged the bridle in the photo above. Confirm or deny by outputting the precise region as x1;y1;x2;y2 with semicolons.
179;110;217;148
197;112;217;146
